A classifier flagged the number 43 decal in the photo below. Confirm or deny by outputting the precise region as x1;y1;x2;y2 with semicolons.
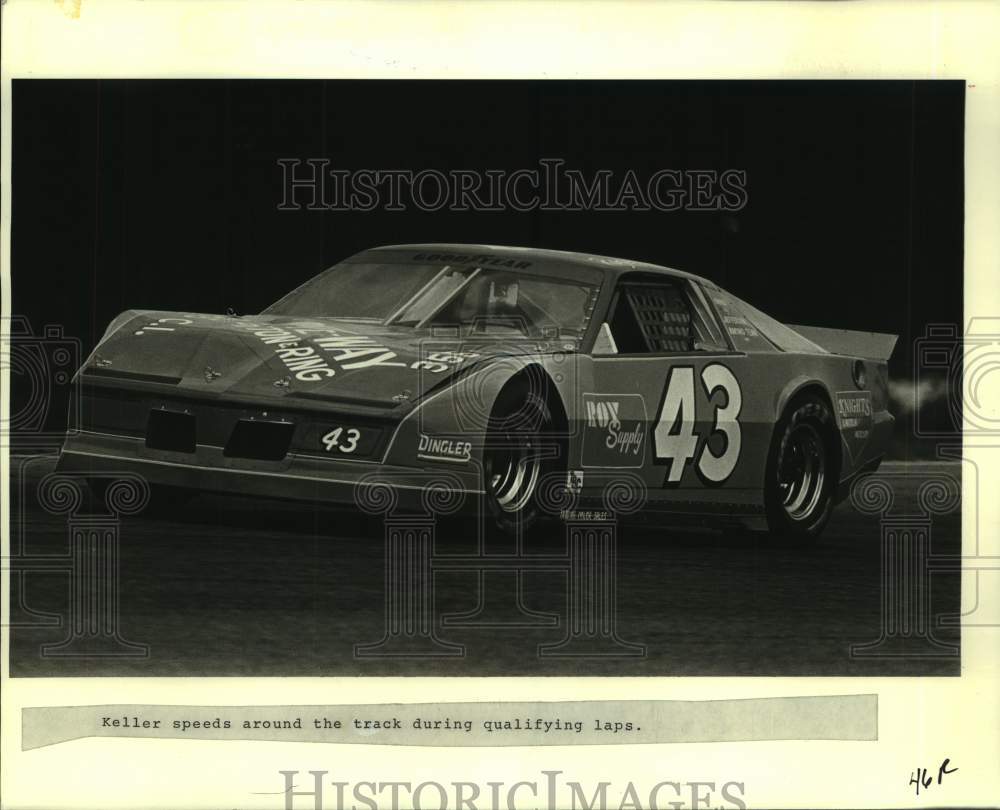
322;427;360;454
653;364;742;484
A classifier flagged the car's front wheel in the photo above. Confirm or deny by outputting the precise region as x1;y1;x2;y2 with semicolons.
483;390;557;534
763;393;839;540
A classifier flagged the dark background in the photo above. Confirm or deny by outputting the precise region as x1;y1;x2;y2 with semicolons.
11;80;964;458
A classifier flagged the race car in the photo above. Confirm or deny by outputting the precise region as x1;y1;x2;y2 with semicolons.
58;244;896;539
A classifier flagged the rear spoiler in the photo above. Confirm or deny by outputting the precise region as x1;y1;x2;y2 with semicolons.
787;325;898;361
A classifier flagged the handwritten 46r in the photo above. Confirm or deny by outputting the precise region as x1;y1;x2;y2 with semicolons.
910;758;958;796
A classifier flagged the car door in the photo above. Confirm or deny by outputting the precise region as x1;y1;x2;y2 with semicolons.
585;277;774;511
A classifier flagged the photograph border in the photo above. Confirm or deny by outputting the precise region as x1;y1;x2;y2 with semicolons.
2;2;998;808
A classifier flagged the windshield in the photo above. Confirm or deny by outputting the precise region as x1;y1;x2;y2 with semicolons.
266;262;600;340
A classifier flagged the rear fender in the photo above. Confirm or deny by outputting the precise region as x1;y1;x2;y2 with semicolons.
771;375;844;482
773;374;834;423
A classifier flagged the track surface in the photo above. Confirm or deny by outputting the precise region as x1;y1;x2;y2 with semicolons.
9;457;960;676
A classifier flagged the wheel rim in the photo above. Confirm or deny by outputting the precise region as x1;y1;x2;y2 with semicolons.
488;432;542;514
777;422;827;522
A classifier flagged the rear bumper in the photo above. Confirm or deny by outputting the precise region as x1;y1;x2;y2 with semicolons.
57;430;483;512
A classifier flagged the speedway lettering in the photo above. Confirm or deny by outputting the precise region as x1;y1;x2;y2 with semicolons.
240;319;476;379
229;319;346;381
585;400;643;456
835;390;872;434
313;336;408;370
418;434;472;462
131;315;479;382
835;390;874;462
586;399;620;429
582;394;646;468
837;395;872;417
720;314;759;339
234;321;482;379
412;252;531;270
559;508;613;522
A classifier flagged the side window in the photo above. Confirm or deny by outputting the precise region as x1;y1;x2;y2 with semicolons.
607;281;728;354
709;289;780;353
687;282;729;351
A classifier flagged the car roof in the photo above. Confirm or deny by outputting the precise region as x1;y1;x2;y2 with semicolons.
363;243;719;288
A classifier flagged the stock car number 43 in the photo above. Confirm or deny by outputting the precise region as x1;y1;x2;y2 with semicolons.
58;244;896;539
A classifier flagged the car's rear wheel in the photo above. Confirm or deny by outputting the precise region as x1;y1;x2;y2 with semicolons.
484;390;557;534
763;393;838;540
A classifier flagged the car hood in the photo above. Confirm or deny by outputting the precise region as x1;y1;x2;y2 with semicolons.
82;310;570;409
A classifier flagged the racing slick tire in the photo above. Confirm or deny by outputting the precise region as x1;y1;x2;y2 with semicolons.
763;392;839;541
483;389;561;535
